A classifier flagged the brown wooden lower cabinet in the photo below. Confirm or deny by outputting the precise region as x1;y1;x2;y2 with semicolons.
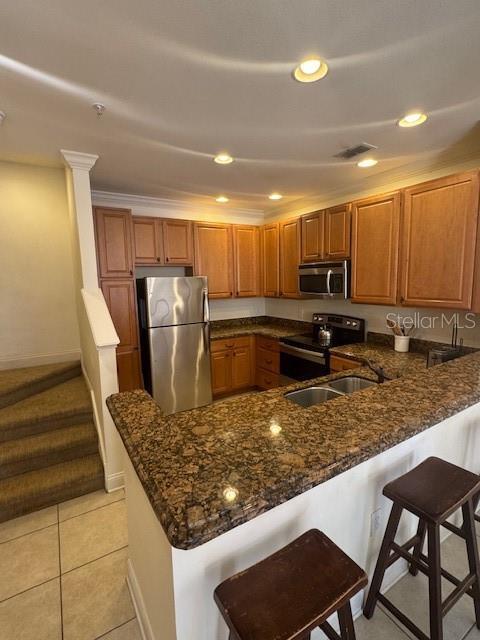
210;336;255;397
255;336;280;390
211;350;232;396
116;348;142;392
329;354;362;373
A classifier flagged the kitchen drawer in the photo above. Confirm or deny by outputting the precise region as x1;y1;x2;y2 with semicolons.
256;367;280;390
255;336;279;353
329;354;362;372
256;347;280;373
211;336;251;352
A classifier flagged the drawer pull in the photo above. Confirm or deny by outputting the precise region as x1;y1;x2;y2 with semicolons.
265;358;273;365
225;343;234;348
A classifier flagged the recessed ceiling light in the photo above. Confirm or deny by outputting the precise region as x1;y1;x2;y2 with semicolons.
293;57;329;83
215;195;229;203
0;111;6;125
398;112;427;128
214;153;233;165
269;192;283;200
357;158;378;168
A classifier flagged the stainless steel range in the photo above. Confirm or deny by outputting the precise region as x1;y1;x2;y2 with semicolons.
279;313;365;383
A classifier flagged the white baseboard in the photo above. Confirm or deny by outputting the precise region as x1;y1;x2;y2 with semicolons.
0;349;81;370
127;559;154;640
106;471;125;492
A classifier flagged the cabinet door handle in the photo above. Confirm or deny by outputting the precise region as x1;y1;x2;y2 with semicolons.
165;257;170;262
129;270;133;276
156;257;161;262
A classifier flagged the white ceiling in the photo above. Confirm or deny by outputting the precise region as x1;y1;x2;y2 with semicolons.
1;0;480;213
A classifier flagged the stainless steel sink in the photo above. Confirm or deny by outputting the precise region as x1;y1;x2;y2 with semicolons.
284;386;344;408
284;376;378;408
327;376;378;394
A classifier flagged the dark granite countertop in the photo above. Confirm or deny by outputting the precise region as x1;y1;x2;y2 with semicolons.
330;343;427;378
210;316;310;340
107;350;480;551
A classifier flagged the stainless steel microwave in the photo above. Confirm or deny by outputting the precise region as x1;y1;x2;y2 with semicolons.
298;260;349;298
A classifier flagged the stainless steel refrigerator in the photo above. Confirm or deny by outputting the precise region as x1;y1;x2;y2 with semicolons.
136;276;212;414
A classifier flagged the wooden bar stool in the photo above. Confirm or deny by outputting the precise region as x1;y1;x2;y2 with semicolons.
214;529;367;640
364;457;480;640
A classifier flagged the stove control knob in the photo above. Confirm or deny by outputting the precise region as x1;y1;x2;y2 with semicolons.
346;320;351;325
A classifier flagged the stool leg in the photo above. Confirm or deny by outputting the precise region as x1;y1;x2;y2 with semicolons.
463;499;480;629
409;518;427;576
427;523;443;640
338;602;356;640
364;503;403;618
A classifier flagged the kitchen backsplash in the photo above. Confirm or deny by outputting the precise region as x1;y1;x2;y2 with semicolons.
264;298;480;348
208;296;480;347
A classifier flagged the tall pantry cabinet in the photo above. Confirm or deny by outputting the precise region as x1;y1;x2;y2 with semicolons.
93;207;142;392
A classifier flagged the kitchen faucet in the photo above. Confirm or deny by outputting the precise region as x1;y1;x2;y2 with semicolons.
365;360;393;384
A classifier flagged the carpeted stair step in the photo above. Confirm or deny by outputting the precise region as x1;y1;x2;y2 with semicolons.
0;422;99;479
0;376;92;442
0;454;104;523
0;361;81;409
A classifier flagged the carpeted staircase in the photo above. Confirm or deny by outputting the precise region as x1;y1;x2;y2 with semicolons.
0;361;104;523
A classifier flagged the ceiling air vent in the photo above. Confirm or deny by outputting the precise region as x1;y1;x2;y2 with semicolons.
334;142;378;160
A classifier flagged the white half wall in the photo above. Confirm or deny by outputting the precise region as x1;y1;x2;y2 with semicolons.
0;160;80;369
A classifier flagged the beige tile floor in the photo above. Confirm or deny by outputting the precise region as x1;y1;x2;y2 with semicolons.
0;489;479;640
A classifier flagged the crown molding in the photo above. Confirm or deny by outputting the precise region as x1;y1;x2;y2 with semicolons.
61;149;99;171
91;189;265;223
265;148;480;220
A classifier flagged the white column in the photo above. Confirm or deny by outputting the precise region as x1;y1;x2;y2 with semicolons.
61;149;99;290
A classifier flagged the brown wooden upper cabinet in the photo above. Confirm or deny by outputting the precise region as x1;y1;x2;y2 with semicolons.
301;211;324;262
351;192;401;305
324;203;351;259
399;171;480;309
194;223;234;298
233;225;260;297
133;217;162;265
163;219;194;264
279;218;301;298
261;223;280;297
133;217;193;266
94;208;134;278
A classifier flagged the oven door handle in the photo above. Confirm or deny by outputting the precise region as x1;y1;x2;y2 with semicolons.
280;343;326;364
326;269;332;296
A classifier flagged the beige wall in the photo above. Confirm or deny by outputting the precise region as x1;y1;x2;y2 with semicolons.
0;160;80;368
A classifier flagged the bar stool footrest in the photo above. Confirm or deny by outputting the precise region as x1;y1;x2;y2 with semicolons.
377;594;429;640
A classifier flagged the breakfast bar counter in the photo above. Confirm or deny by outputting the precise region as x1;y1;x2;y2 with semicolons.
107;352;480;640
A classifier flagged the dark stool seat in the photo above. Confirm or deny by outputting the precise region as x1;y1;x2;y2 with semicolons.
364;457;480;640
215;529;367;640
384;457;480;523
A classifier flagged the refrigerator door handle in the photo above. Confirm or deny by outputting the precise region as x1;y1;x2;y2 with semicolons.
203;288;210;323
203;322;211;354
